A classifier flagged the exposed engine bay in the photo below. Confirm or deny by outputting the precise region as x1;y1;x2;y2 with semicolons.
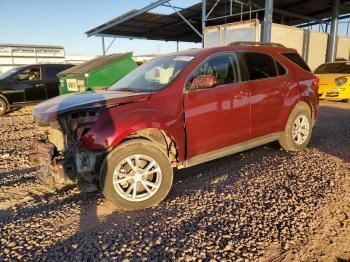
31;109;105;191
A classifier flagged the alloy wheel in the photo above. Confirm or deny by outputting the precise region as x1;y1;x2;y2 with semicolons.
292;115;310;145
112;154;162;202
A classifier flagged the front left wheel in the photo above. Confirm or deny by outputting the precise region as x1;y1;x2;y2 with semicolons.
0;98;8;117
99;139;173;211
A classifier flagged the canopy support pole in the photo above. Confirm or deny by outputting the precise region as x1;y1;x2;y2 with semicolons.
102;37;106;55
262;0;273;43
326;0;340;62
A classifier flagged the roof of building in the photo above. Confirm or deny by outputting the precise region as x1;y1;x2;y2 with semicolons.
0;43;64;49
86;0;350;43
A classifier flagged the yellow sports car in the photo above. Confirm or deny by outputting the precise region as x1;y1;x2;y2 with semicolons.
315;61;350;102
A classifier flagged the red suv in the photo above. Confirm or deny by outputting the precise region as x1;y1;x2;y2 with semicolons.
31;43;319;210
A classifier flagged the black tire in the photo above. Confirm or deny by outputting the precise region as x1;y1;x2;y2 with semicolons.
99;139;173;211
0;98;7;117
279;102;313;152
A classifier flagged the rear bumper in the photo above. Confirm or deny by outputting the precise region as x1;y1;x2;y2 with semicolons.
30;140;76;188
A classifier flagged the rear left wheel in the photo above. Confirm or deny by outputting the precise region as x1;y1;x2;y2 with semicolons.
99;139;173;211
279;103;312;152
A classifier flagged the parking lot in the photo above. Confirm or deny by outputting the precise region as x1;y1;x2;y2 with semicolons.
0;101;349;261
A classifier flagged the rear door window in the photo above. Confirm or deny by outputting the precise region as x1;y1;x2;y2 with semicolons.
242;52;278;80
44;66;65;80
282;52;311;72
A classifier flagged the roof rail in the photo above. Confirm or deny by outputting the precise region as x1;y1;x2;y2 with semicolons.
229;41;286;48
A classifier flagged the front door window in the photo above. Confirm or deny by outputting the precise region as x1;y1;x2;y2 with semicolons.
16;67;41;81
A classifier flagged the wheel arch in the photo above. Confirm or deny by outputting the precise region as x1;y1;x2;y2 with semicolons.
119;128;180;166
0;92;9;106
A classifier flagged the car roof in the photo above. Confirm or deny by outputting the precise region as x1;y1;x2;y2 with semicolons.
19;63;74;68
163;44;297;58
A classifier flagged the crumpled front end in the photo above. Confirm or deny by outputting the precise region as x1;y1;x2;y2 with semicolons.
31;139;76;188
31;109;106;191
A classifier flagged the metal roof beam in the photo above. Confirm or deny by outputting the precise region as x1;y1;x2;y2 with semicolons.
87;0;171;37
278;0;308;9
297;13;350;27
205;0;221;20
273;8;323;22
95;33;149;41
205;8;264;22
165;2;203;39
231;0;323;22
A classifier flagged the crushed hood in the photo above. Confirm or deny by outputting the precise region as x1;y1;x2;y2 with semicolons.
33;91;151;123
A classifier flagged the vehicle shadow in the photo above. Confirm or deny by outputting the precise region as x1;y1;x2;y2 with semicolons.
37;141;281;259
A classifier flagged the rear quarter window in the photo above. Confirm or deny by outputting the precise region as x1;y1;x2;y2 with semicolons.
282;52;311;72
242;52;278;81
44;66;68;80
276;61;287;76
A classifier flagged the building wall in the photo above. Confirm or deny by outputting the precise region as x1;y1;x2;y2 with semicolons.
204;20;350;70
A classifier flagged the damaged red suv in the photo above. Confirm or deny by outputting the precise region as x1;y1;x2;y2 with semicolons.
31;43;319;210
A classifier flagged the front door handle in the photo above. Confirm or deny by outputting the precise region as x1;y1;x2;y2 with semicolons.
35;84;45;87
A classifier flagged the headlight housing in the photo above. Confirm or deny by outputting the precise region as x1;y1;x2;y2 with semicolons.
335;77;347;86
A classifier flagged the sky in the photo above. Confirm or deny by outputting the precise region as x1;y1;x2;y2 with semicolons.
0;0;201;56
0;0;349;57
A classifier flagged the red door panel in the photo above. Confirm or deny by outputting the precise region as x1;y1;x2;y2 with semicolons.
184;83;250;158
249;76;291;138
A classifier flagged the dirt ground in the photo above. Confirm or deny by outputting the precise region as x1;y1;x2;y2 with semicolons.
0;101;350;261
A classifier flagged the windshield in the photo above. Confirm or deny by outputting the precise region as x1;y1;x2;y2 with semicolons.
0;66;25;80
315;62;350;74
111;54;195;92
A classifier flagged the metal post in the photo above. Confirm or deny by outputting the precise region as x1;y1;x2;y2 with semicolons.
176;41;179;52
249;5;252;20
262;0;273;43
202;0;206;47
9;47;14;69
240;3;243;21
326;0;340;62
34;48;38;64
102;37;106;55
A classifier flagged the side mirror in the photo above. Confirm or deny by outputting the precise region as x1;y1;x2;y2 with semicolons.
189;75;217;90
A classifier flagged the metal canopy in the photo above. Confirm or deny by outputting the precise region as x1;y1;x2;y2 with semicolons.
86;0;350;43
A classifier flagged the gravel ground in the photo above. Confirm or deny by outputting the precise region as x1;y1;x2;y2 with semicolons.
0;102;350;261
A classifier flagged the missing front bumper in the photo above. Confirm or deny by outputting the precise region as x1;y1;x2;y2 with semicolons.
31;140;76;188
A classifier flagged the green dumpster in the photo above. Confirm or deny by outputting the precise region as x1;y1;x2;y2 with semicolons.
58;53;137;95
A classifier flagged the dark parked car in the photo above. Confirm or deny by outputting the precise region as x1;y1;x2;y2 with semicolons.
0;63;74;116
31;43;319;211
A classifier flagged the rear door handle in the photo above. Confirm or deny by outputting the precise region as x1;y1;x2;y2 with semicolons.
35;84;45;87
234;90;248;99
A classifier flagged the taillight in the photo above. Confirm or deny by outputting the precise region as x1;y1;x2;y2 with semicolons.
312;77;319;90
